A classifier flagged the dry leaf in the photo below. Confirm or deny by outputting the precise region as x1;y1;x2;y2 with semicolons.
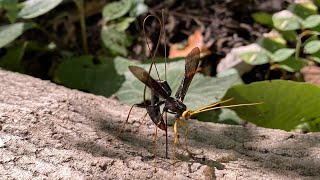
169;29;204;58
216;44;258;75
301;65;320;86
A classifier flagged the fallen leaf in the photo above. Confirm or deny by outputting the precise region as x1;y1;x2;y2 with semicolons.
301;65;320;86
169;29;204;58
216;44;258;75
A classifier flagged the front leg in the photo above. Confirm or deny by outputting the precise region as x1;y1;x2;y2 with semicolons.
173;118;187;146
173;118;193;160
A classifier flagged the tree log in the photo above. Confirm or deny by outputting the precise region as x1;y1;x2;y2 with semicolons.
0;69;319;179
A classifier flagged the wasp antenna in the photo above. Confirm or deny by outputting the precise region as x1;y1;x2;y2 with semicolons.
192;98;234;114
191;102;263;116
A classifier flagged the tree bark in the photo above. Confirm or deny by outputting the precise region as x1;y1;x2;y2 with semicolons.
0;69;319;179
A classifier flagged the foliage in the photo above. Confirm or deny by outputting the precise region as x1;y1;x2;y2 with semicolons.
55;55;125;97
0;0;63;46
243;1;320;73
0;0;148;86
0;0;147;65
223;80;320;132
100;0;147;56
17;0;63;19
0;22;34;48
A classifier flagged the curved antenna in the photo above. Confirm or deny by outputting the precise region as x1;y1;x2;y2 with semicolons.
142;14;164;103
142;15;162;79
162;9;167;81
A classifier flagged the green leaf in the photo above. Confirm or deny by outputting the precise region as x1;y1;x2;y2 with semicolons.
114;56;135;74
110;17;135;31
239;51;269;65
129;0;148;17
0;22;34;48
272;10;301;31
278;57;305;72
102;0;132;21
194;108;242;125
304;34;319;44
251;12;273;27
305;117;320;132
0;42;27;72
304;40;320;54
288;3;317;19
0;0;19;23
303;14;320;28
217;68;239;77
223;80;320;131
308;55;320;63
0;0;18;9
101;27;131;56
280;30;298;42
271;48;295;62
307;51;320;63
314;0;320;7
55;55;125;97
257;37;286;53
17;0;63;19
116;60;243;110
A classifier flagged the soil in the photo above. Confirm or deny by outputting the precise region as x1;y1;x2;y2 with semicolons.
1;68;319;179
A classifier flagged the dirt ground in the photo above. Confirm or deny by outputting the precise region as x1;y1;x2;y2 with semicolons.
0;68;319;179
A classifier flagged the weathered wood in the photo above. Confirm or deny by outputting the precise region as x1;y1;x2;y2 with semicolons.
0;69;319;179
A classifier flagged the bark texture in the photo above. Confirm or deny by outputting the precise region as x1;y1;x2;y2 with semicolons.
0;69;319;179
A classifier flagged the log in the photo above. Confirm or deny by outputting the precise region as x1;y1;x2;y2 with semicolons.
0;69;319;179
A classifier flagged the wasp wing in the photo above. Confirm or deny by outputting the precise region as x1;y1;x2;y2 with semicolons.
175;47;200;102
129;66;170;99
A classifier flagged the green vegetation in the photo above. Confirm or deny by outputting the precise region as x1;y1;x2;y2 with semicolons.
245;1;320;72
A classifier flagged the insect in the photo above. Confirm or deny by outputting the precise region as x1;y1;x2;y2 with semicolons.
117;13;260;161
128;47;261;160
128;47;200;157
116;13;173;159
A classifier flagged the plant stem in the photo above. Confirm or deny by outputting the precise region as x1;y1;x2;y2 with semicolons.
74;0;88;54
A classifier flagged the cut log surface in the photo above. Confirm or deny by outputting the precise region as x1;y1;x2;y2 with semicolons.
0;68;319;179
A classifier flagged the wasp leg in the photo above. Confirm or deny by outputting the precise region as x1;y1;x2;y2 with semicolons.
163;111;168;159
173;118;179;166
177;120;193;157
173;119;193;161
116;104;148;139
178;120;188;148
134;112;148;133
116;104;136;139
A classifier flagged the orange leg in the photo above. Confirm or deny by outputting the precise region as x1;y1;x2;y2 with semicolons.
116;104;136;139
173;118;179;166
116;105;147;138
177;120;189;153
173;119;192;161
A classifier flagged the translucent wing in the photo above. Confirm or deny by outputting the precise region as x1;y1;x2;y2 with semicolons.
175;47;200;101
129;66;170;99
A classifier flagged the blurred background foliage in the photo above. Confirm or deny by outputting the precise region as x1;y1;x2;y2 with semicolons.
1;0;320;132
